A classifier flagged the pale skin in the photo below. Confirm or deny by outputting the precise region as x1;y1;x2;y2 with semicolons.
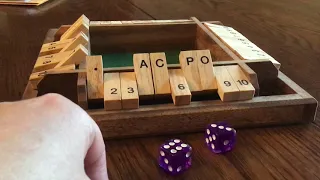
0;93;108;180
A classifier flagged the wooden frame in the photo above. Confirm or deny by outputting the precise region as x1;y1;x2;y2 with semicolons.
90;71;317;139
23;19;318;139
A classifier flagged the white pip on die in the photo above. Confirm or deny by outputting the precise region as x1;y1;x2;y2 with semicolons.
205;122;236;153
158;139;192;175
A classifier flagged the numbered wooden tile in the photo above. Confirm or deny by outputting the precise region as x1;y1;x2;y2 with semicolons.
120;72;139;109
133;53;155;97
61;15;90;40
34;55;60;72
39;41;69;56
41;38;74;49
169;69;191;106
226;65;255;100
54;44;88;68
238;63;259;96
179;50;201;92
150;52;171;95
34;50;73;72
40;38;74;56
29;64;76;90
196;50;217;91
86;55;104;101
205;22;281;69
104;73;122;110
60;32;89;52
213;66;240;102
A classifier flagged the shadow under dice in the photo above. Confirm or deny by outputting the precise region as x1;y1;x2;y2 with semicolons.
205;123;236;153
159;139;192;175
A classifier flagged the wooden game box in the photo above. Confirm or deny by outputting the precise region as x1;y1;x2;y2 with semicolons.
23;17;318;139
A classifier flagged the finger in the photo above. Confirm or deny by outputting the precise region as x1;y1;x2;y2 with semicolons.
84;121;108;180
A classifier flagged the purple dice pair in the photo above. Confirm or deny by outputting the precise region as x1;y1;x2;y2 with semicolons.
158;139;192;175
158;123;236;175
205;122;236;154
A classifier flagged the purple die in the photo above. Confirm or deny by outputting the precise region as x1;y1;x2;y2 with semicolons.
205;123;236;153
159;139;192;175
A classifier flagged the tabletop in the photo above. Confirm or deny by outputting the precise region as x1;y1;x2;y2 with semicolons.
0;0;320;179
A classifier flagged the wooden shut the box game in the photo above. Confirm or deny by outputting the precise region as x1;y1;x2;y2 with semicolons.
23;15;318;139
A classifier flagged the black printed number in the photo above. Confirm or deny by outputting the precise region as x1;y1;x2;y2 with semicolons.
43;60;51;64
224;81;231;87
111;88;117;94
128;87;134;93
178;84;185;90
237;80;249;85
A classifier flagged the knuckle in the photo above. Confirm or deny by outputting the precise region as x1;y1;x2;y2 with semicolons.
39;93;77;113
41;93;70;106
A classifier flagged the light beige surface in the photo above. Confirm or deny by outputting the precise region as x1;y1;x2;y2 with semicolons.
168;69;191;105
120;72;139;109
195;50;217;91
133;53;154;96
150;52;171;95
104;73;122;110
179;50;201;92
60;32;89;52
54;44;88;68
226;65;255;100
60;15;90;40
86;55;104;100
204;23;281;69
213;66;240;101
34;50;73;72
41;38;74;48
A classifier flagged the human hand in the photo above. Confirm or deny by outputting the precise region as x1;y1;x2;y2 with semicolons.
0;93;108;180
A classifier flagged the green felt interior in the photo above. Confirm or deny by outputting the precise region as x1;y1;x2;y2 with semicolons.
100;51;180;68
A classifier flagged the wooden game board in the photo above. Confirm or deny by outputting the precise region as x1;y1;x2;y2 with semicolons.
23;15;318;139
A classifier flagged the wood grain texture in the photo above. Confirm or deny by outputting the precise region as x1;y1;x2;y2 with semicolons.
195;50;217;91
133;53;154;97
204;22;281;69
213;66;240;101
120;72;139;109
106;124;320;179
196;23;233;61
179;51;202;92
29;64;76;81
60;32;89;52
0;0;151;102
168;69;191;105
60;15;90;40
41;38;74;48
238;62;260;96
192;17;241;61
104;73;122;110
89;71;317;140
54;44;88;68
39;42;66;56
226;65;255;100
1;0;320;179
33;50;72;72
86;55;104;101
90;23;196;54
150;52;171;95
77;72;88;110
39;39;72;56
